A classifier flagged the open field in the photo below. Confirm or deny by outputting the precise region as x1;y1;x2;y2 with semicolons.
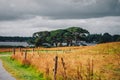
1;42;120;80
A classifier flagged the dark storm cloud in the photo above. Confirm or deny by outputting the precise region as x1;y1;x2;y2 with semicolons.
0;0;39;20
0;0;120;36
0;0;120;20
36;0;120;19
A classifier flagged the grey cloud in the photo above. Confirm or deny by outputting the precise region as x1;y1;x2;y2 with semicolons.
0;0;120;20
35;0;120;19
0;0;40;20
0;16;120;36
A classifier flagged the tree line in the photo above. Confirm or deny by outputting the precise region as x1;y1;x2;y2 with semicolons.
86;33;120;43
32;27;120;47
0;27;120;47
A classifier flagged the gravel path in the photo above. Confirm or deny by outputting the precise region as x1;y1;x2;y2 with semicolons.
0;60;16;80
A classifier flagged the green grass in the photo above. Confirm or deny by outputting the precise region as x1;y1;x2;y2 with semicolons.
0;52;12;55
0;56;45;80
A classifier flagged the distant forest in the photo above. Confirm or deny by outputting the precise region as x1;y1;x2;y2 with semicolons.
0;36;32;42
0;27;120;47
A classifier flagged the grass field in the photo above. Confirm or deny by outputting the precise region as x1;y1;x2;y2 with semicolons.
1;42;120;80
0;55;45;80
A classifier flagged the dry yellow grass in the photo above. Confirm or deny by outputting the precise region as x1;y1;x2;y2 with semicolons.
10;42;120;80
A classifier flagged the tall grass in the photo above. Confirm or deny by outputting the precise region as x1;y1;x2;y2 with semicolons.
10;42;120;80
0;56;45;80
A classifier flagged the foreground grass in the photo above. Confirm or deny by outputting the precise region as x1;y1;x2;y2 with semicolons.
0;52;12;55
0;42;120;80
0;56;45;80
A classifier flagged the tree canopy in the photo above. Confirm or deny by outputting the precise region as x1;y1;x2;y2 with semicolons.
33;27;89;47
33;27;120;47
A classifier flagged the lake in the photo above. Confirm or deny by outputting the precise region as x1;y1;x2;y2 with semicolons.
0;42;29;47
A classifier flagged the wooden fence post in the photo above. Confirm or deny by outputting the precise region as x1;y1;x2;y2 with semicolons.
19;48;21;52
24;50;27;60
61;57;67;80
13;48;15;55
32;48;34;54
53;56;58;80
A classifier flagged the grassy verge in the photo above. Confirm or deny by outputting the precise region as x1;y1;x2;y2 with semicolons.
0;56;45;80
0;52;12;55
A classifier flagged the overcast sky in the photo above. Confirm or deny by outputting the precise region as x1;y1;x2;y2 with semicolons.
0;0;120;36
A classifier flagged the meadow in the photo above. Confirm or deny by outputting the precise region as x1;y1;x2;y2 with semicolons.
1;42;120;80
